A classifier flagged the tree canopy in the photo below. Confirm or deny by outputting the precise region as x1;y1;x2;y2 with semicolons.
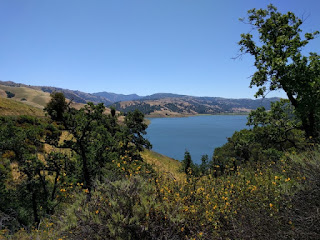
239;4;320;140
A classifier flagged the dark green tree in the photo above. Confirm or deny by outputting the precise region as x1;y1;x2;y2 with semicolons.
110;106;116;117
239;4;320;140
44;92;68;122
120;109;151;161
247;99;305;149
5;91;15;98
62;102;114;192
212;100;306;172
182;150;193;175
199;154;209;175
0;116;66;226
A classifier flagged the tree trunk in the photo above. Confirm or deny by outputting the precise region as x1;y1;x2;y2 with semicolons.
80;143;92;194
32;191;40;225
300;110;316;139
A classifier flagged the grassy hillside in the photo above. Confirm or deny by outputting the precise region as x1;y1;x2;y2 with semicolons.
0;96;45;116
0;80;112;105
0;83;114;116
141;150;184;181
0;84;51;109
40;86;112;105
0;81;280;118
113;96;280;117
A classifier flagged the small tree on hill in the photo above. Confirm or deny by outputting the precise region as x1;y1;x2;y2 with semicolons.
120;109;152;161
44;92;68;122
200;154;209;175
182;150;193;175
5;91;15;98
62;102;113;193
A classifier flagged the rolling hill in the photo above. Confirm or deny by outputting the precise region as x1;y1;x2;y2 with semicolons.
0;96;45;116
0;84;52;109
92;92;143;102
111;95;280;117
0;82;112;116
0;80;281;117
0;80;112;106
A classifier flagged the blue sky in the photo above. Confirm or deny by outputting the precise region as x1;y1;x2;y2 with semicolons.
0;0;319;98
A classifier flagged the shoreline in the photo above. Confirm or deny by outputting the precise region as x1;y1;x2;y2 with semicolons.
146;112;250;119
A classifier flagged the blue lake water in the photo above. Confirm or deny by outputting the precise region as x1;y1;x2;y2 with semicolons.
146;115;248;164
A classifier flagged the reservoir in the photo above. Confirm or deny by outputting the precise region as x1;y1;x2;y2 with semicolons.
146;115;248;164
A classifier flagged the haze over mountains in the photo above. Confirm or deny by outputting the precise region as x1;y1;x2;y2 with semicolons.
0;80;280;117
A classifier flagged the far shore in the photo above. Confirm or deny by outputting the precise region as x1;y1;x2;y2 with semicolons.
146;112;250;119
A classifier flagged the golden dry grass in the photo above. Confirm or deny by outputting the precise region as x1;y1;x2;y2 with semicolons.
0;97;45;116
141;149;184;181
0;88;7;98
0;85;52;109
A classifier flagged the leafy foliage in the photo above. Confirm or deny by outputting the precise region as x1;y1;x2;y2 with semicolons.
0;93;152;232
239;4;320;140
0;116;69;228
2;5;320;240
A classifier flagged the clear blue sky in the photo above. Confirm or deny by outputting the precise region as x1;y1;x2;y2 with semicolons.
0;0;319;98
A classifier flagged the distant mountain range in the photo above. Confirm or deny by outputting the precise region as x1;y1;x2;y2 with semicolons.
110;95;279;117
92;92;143;102
0;80;281;117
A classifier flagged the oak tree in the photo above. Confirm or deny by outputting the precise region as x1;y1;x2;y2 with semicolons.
239;4;320;140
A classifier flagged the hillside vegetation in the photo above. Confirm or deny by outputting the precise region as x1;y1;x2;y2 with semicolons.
1;5;320;240
112;96;279;117
0;96;44;116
